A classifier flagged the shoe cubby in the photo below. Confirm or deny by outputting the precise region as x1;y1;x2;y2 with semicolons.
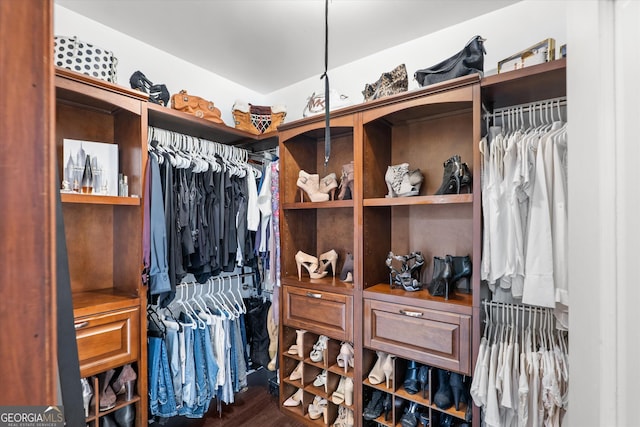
362;351;471;426
83;362;140;427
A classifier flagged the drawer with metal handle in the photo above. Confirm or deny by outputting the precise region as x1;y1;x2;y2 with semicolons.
282;285;353;342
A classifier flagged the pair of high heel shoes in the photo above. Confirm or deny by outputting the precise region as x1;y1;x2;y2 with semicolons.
427;255;472;299
295;250;338;280
297;170;338;202
386;251;425;292
385;163;424;198
435;155;472;195
86;364;137;414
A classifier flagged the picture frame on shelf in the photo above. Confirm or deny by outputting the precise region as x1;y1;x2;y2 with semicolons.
497;38;556;74
62;138;119;196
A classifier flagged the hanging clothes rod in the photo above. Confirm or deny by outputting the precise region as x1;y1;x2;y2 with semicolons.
147;125;249;161
491;95;567;115
481;299;554;315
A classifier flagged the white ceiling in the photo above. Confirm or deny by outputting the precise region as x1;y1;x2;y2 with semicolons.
56;0;520;94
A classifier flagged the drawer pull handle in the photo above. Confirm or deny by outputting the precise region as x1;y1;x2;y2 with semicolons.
74;321;89;329
400;309;423;318
306;292;322;299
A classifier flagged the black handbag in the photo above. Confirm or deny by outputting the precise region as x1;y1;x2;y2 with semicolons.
414;36;486;87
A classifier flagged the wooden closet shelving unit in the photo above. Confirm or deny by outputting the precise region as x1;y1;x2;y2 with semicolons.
277;59;566;427
56;66;279;427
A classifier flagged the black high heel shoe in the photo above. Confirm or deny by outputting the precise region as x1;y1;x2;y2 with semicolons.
418;411;430;427
447;255;472;294
363;390;386;420
427;257;452;299
383;392;393;421
435;155;461;195
433;369;453;410
400;401;420;427
460;162;472;193
449;372;466;411
403;360;421;394
418;364;429;399
439;413;454;427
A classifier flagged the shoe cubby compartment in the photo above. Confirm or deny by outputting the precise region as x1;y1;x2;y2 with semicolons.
84;363;141;426
282;384;307;418
282;285;354;341
361;86;475;201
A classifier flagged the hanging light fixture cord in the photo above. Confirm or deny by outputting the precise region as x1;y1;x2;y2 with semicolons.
321;0;331;167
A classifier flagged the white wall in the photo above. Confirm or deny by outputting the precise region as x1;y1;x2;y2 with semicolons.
54;5;267;126
56;1;566;124
272;0;567;121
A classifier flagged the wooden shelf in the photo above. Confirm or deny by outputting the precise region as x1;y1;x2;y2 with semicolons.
61;192;141;205
282;199;354;209
72;288;140;318
363;194;472;207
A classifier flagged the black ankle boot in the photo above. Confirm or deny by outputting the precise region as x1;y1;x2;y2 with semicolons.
447;255;472;294
427;257;452;299
418;364;429;399
433;369;453;410
383;392;393;421
403;360;421;394
460;162;472;193
449;372;466;411
435;155;461;195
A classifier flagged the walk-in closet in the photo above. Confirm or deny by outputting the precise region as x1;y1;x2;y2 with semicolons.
3;1;639;427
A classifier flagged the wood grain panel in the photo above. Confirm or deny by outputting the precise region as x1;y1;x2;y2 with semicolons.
0;0;56;405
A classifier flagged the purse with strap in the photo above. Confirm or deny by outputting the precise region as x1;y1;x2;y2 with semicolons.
171;90;223;124
414;36;486;87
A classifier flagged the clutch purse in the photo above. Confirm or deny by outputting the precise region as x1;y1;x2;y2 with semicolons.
171;90;224;124
414;36;486;87
362;63;408;102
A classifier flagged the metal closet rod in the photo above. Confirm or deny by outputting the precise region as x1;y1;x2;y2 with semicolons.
481;299;553;315
147;125;249;162
491;96;567;116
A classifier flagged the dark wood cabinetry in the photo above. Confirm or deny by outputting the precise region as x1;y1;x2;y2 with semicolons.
278;60;566;427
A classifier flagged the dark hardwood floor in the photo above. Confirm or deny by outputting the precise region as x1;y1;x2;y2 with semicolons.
149;368;305;427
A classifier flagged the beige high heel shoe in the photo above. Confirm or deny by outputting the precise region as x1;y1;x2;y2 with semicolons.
297;170;330;202
295;251;319;280
368;351;388;385
319;173;338;200
382;354;395;388
284;388;304;406
314;249;338;278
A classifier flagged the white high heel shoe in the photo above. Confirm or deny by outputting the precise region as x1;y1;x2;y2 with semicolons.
368;351;389;385
289;361;304;381
314;249;338;278
310;335;329;362
295;251;319;280
297;170;330;202
284;388;304;407
337;342;354;373
295;329;307;358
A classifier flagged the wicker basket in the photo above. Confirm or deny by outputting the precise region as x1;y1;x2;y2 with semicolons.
232;101;286;135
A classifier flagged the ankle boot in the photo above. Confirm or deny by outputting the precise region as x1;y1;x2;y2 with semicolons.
340;252;354;282
449;372;467;411
363;390;385;420
111;364;137;400
434;155;461;195
460;162;472;193
403;360;421;394
297;170;329;202
418;364;429;399
427;256;452;299
337;161;354;200
92;370;117;411
113;404;135;427
447;255;472;294
385;163;409;198
433;369;453;410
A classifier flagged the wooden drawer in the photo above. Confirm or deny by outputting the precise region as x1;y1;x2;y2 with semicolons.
282;286;353;342
364;299;471;374
75;306;140;377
